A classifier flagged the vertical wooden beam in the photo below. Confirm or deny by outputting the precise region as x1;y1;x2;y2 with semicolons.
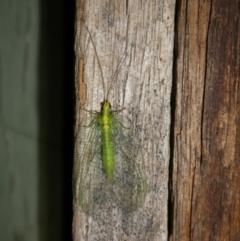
74;0;175;240
172;0;240;240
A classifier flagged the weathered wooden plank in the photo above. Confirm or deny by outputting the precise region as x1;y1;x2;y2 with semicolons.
172;0;240;240
73;0;175;240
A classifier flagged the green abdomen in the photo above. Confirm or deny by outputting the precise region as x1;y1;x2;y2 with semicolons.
98;106;115;182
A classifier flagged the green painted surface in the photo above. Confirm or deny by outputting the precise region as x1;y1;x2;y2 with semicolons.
0;0;66;240
0;1;40;240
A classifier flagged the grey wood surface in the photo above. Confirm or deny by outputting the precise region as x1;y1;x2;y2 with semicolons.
73;0;175;240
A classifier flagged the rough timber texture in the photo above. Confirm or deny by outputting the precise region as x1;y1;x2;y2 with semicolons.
73;0;175;240
171;0;240;240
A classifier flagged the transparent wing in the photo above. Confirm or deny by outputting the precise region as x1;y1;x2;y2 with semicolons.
74;111;146;215
74;114;108;215
112;113;147;212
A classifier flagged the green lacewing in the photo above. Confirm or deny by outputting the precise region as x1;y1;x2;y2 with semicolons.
74;26;146;215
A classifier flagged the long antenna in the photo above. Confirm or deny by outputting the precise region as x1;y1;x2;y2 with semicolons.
106;50;128;100
84;25;106;99
84;25;128;102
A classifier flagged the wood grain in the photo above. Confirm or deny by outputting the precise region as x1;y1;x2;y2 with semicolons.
172;0;240;240
73;0;175;240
